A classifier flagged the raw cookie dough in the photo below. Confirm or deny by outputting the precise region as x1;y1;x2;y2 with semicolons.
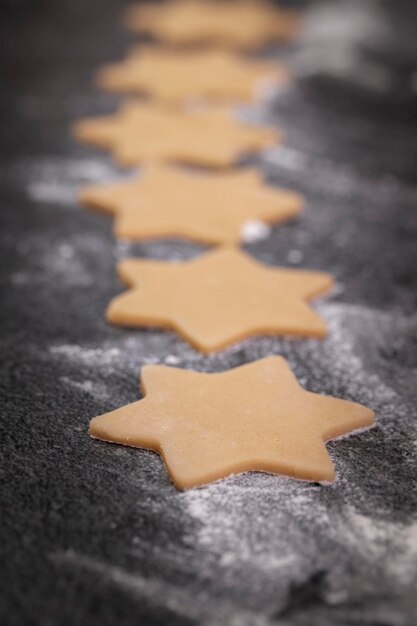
123;0;301;50
106;247;334;352
96;48;287;104
73;103;279;168
89;356;375;489
79;165;303;245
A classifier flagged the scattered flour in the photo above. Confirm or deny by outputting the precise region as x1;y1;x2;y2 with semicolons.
27;181;77;204
59;376;111;401
317;302;399;407
287;248;303;264
264;146;307;172
24;158;120;206
164;354;181;365
241;220;271;243
335;505;417;585
10;272;30;286
51;344;122;367
49;550;269;626
296;2;392;94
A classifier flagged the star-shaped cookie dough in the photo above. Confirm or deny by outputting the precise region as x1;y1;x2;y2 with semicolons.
106;247;334;352
73;103;279;168
123;0;301;50
89;356;375;489
79;166;302;244
97;48;287;104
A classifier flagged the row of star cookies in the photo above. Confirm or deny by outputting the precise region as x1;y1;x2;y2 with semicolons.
72;0;323;352
96;0;297;104
74;4;295;158
74;0;375;489
75;151;333;352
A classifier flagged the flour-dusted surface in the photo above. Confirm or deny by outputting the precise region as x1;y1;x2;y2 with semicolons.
1;1;417;625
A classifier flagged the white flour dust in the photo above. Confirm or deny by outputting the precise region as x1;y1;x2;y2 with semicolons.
329;505;417;593
241;220;271;243
51;344;122;368
23;157;119;206
59;376;111;401
296;2;392;94
315;302;399;408
49;549;268;626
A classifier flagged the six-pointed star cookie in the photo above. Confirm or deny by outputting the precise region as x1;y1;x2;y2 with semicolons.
97;48;287;104
89;356;375;489
79;166;303;244
123;0;301;50
73;103;279;168
106;247;334;352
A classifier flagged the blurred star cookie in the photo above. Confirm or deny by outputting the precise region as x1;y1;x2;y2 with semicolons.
123;0;301;50
97;48;288;104
106;247;334;352
79;165;303;244
73;103;279;168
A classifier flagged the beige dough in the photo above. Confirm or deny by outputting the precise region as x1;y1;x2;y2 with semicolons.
123;0;302;50
96;48;288;104
89;356;375;489
79;165;303;244
106;247;334;352
73;103;279;168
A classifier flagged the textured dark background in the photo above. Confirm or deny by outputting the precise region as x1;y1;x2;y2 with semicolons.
1;1;417;625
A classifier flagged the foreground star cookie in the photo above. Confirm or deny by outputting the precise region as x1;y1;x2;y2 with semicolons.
73;103;278;168
106;247;334;352
97;48;287;104
79;166;302;244
123;0;301;50
89;356;375;489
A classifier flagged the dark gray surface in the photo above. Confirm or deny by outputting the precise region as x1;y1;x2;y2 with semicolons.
1;1;417;625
